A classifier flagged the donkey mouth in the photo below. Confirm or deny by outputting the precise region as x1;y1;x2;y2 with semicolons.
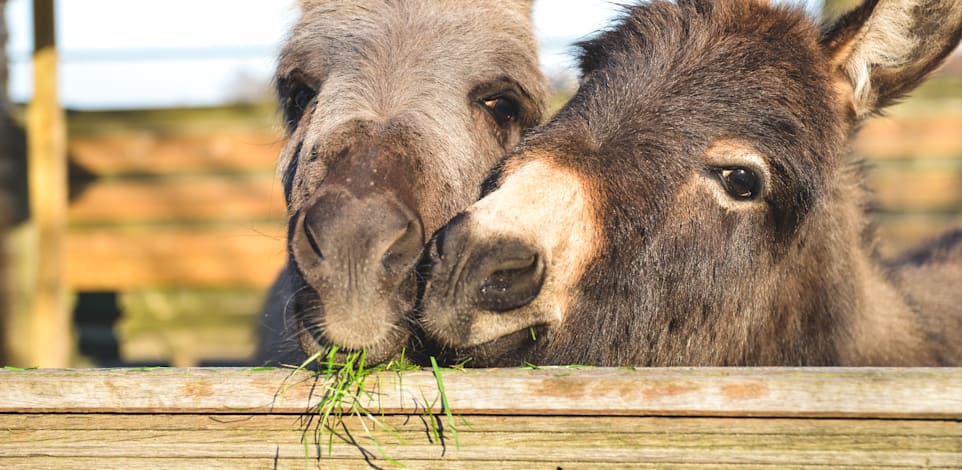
445;324;545;367
297;316;408;366
292;284;413;366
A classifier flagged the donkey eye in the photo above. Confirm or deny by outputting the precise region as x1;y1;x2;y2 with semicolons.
292;87;315;111
285;84;317;127
482;96;520;126
719;168;760;200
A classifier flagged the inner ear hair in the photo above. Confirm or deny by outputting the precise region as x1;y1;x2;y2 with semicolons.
822;0;962;120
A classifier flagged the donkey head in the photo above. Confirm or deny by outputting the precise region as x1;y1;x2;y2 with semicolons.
275;0;545;364
420;0;962;366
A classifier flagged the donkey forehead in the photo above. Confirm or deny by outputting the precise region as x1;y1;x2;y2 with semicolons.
279;1;538;84
575;0;833;152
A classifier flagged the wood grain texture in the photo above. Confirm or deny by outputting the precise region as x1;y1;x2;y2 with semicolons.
69;131;281;176
875;214;962;257
64;225;286;289
67;174;285;224
869;164;962;212
856;115;962;160
0;368;960;468
1;367;960;418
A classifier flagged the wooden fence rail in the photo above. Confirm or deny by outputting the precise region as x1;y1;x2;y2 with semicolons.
1;367;960;468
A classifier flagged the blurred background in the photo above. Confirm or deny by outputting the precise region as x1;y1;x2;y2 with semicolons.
0;0;959;368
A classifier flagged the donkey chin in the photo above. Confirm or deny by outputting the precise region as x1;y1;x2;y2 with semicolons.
289;279;416;365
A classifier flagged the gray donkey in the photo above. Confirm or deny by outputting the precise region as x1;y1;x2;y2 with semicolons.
420;0;962;367
255;0;546;366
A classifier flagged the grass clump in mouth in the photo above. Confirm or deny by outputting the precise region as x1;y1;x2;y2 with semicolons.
281;347;458;466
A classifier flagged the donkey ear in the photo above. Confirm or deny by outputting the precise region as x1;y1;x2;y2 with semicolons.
821;0;962;120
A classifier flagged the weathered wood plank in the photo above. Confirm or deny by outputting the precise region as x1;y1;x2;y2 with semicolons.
66;105;280;136
3;459;931;470
872;213;962;258
64;226;286;289
114;289;263;365
2;418;960;459
115;325;256;366
2;368;960;468
68;175;284;224
5;414;962;437
69;131;281;176
1;414;959;467
2;430;959;465
1;368;960;418
868;163;962;212
855;115;962;160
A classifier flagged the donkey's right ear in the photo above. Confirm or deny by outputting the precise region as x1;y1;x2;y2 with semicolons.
821;0;962;121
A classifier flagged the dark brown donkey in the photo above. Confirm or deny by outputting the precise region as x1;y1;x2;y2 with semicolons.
256;0;546;365
420;0;962;367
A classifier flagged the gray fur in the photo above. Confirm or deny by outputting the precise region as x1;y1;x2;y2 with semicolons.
255;0;545;365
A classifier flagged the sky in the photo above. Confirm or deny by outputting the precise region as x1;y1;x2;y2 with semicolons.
2;0;623;109
3;0;820;110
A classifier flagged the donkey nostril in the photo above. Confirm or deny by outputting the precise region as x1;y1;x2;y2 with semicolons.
302;211;326;260
433;212;469;260
474;244;545;312
382;219;425;274
480;255;537;295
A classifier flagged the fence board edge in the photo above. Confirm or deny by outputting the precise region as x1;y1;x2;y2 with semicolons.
1;367;960;419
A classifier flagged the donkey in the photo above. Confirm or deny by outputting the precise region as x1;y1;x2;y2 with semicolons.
419;0;962;367
255;0;546;366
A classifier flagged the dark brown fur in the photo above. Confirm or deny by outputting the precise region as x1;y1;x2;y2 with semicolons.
419;0;962;367
255;0;546;366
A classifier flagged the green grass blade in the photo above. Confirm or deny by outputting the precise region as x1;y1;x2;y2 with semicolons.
429;356;460;450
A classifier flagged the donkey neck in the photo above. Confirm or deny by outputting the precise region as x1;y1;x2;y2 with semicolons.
824;185;937;365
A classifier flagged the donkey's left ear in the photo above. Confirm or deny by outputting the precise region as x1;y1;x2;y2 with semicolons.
822;0;962;120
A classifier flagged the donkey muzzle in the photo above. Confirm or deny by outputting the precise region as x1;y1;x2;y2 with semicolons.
432;214;545;313
290;144;424;351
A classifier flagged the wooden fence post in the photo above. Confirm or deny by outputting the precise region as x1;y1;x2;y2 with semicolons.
0;0;10;365
26;0;70;367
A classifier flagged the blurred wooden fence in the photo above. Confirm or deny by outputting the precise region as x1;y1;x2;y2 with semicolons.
0;0;11;369
857;80;962;257
63;106;287;367
1;92;960;368
1;4;959;368
50;71;961;368
66;108;286;290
